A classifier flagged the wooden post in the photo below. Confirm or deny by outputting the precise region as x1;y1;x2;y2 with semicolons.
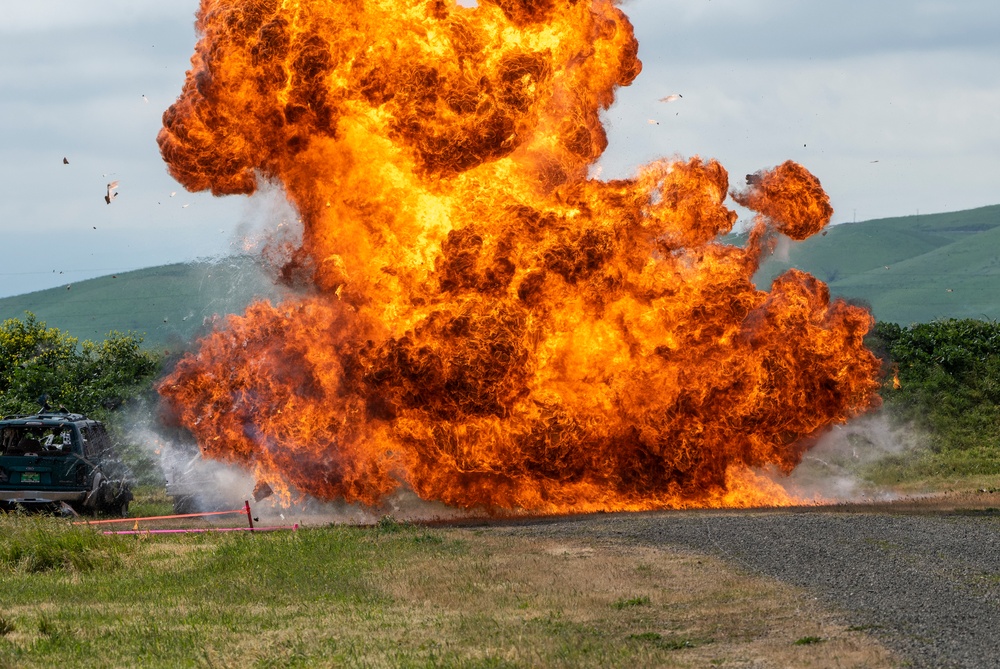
244;500;255;532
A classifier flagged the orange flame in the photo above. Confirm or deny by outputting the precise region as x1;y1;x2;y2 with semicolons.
156;0;880;513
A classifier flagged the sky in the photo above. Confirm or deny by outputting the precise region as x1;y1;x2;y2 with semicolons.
1;0;998;298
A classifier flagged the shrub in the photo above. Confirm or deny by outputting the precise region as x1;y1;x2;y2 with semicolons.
866;319;1000;477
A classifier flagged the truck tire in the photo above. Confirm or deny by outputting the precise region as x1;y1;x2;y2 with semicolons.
172;495;194;515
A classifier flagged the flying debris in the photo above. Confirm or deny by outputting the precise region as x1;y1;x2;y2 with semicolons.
62;157;69;165
647;119;659;125
142;95;149;104
659;94;682;103
253;480;273;502
104;181;119;204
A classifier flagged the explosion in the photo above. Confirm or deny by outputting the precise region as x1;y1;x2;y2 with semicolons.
156;0;880;513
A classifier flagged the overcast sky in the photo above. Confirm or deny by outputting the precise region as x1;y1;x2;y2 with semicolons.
1;0;998;298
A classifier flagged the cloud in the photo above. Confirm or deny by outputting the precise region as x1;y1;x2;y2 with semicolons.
1;2;191;35
601;44;1000;226
626;0;1000;63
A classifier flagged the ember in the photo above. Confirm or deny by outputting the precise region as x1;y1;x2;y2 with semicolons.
156;0;880;513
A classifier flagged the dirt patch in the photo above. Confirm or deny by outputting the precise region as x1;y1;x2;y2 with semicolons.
379;531;900;668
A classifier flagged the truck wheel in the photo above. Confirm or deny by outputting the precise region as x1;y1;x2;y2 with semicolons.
100;479;131;517
83;472;104;510
114;498;130;518
172;495;194;515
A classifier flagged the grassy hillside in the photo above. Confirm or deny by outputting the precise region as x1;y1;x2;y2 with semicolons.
2;204;999;350
754;204;1000;324
0;256;287;351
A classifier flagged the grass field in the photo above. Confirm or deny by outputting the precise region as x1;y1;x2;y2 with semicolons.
0;489;897;669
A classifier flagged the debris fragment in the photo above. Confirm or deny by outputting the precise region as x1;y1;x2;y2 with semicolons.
253;480;274;502
63;157;69;165
659;94;682;103
105;181;120;204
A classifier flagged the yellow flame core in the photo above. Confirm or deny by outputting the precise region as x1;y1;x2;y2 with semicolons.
157;0;881;513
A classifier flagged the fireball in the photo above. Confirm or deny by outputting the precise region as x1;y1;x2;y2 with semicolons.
157;0;880;513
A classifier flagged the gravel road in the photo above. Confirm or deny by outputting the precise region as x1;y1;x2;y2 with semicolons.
485;502;1000;669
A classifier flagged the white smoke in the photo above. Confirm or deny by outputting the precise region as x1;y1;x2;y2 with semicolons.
772;233;793;263
125;404;473;526
251;487;473;527
772;412;930;503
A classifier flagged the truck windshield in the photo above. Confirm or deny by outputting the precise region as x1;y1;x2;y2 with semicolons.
1;426;74;455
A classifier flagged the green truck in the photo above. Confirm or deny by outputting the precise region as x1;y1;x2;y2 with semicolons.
0;411;132;516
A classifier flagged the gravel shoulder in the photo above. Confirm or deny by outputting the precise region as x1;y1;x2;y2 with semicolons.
472;492;1000;669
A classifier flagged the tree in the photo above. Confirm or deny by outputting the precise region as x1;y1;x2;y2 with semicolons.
0;312;160;419
869;318;1000;464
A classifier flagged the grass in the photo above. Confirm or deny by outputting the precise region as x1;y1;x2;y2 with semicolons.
627;632;707;650
0;513;141;573
0;492;898;669
611;595;651;609
127;485;175;518
860;443;1000;492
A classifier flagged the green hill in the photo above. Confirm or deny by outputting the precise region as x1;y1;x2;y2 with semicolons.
0;256;288;352
753;204;1000;324
2;204;999;350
